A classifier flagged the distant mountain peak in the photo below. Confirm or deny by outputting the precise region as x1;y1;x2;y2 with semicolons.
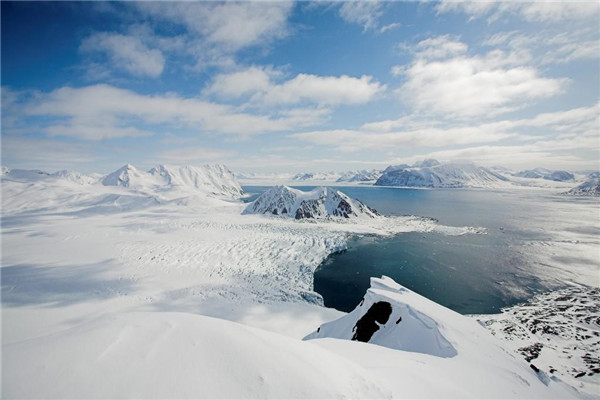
244;185;378;219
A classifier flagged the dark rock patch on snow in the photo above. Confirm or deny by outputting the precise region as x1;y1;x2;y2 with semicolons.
352;301;392;342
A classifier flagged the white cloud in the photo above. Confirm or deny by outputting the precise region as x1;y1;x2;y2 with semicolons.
395;36;567;118
401;142;597;170
484;28;600;66
413;35;467;59
134;2;293;51
290;102;599;154
436;1;600;23
80;32;165;78
205;67;386;106
44;124;153;141
339;1;383;31
1;136;98;169
204;67;275;98
158;147;236;163
19;84;330;140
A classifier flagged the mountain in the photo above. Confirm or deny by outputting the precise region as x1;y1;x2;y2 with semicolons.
565;178;600;196
375;160;509;188
1;167;96;185
292;171;341;181
515;168;575;182
336;169;382;183
243;185;378;219
102;164;243;199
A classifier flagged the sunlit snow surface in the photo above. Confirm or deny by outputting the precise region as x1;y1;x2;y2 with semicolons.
1;167;597;398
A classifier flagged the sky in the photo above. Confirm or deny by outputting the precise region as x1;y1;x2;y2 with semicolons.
2;1;599;174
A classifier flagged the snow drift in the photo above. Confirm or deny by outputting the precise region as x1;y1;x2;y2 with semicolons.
243;185;378;219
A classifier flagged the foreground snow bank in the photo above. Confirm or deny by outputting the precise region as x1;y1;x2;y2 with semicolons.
305;276;581;399
3;312;389;399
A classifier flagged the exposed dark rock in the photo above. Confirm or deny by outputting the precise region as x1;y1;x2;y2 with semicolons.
351;301;392;343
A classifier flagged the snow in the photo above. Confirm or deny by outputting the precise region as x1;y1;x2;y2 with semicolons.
4;312;389;399
2;164;596;398
304;276;581;399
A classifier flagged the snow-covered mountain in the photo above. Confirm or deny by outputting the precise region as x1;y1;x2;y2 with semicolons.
102;164;243;199
515;168;575;182
375;159;509;188
243;185;378;219
292;171;341;181
565;178;600;196
336;169;382;183
1;167;97;185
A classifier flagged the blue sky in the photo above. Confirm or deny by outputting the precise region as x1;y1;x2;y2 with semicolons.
2;1;599;173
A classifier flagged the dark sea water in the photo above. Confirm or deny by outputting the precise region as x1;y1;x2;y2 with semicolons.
242;185;600;315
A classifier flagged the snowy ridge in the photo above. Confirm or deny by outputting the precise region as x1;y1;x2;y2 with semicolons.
565;178;600;196
376;159;509;188
305;276;457;357
243;185;378;219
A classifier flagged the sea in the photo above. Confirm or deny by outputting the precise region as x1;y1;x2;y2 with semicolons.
242;185;600;315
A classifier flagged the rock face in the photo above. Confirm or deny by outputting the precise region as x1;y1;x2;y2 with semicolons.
243;186;378;220
516;168;575;182
375;159;508;188
304;276;457;357
566;178;600;196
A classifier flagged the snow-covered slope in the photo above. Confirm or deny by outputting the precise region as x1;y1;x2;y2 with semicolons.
375;160;509;188
102;164;243;199
516;168;575;182
336;169;382;183
566;178;600;196
4;312;389;399
243;185;378;219
305;276;580;398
